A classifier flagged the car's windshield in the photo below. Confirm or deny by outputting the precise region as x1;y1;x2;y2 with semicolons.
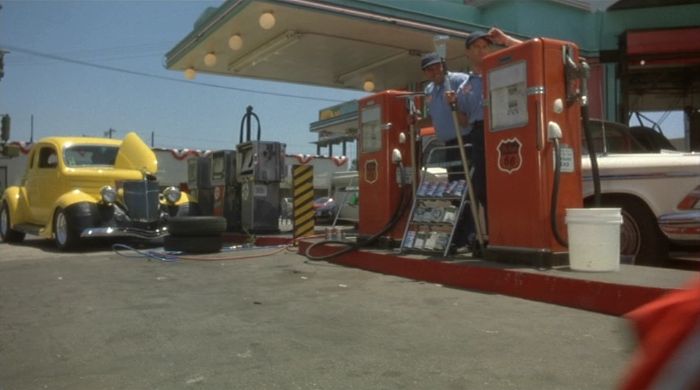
63;145;119;167
582;121;648;154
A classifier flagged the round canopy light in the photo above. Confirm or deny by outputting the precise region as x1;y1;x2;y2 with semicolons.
228;34;243;51
363;80;375;92
184;67;196;80
259;12;276;30
203;52;217;67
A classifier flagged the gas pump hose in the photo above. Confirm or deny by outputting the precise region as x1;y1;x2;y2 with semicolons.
551;137;568;247
581;104;602;207
304;164;412;261
550;104;601;247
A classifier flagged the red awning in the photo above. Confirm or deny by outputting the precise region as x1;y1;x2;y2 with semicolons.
626;27;700;67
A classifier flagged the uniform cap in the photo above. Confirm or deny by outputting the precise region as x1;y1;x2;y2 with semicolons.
420;52;442;70
465;31;492;48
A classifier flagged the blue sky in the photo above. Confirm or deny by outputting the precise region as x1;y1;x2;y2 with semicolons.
0;0;686;156
0;0;366;155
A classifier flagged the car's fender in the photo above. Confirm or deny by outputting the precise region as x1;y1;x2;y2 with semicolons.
45;191;99;237
1;186;30;226
177;191;192;205
54;189;98;211
158;190;193;209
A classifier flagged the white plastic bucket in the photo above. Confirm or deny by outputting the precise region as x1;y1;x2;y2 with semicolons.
565;208;623;272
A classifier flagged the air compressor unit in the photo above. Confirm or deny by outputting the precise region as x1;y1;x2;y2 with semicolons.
210;149;240;232
187;156;213;216
235;106;286;234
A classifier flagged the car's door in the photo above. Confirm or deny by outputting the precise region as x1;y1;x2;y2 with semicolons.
25;145;61;224
22;148;41;223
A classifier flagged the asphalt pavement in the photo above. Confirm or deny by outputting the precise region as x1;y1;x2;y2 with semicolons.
1;238;635;390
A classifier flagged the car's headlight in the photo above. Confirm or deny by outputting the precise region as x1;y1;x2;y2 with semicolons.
100;185;117;205
163;186;181;204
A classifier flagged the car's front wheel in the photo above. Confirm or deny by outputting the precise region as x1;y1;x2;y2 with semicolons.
0;202;26;243
54;208;80;250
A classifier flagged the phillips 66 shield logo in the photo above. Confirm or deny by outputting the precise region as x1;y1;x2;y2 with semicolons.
496;137;523;174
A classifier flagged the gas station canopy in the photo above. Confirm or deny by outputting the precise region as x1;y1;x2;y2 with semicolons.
165;0;474;92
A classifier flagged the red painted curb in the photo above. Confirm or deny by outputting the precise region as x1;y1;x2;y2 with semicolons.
298;240;675;316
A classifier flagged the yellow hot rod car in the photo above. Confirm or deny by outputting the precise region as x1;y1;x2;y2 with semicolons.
0;132;195;250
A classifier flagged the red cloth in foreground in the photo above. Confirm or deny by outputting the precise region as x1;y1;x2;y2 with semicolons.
620;277;700;390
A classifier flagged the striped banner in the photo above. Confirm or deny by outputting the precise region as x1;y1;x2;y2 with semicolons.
292;164;315;240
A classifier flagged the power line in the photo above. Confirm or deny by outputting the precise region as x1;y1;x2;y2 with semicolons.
5;41;172;66
7;52;164;66
0;44;347;103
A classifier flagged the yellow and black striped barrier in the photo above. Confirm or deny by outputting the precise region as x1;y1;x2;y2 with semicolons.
292;164;314;240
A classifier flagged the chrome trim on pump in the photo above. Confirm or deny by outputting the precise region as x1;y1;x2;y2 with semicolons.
527;86;545;95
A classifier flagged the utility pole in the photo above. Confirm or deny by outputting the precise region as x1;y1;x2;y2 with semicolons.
0;3;5;83
151;131;154;147
105;128;116;138
0;49;5;82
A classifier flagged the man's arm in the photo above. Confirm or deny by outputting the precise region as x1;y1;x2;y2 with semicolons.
488;27;523;47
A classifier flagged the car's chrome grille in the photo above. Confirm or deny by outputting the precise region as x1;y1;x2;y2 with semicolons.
123;181;160;222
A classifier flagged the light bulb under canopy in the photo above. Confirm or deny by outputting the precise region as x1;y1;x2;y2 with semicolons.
228;34;243;51
203;52;217;67
363;80;375;92
259;12;276;30
184;67;196;80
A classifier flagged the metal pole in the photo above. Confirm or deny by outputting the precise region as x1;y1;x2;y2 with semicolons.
406;96;419;199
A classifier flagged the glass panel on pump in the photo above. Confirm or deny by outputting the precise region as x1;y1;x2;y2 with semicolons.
360;104;382;153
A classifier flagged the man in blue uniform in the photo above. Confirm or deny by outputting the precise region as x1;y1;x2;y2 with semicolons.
419;52;470;143
415;52;472;249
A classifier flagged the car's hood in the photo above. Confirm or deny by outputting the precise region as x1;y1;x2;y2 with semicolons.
114;132;158;175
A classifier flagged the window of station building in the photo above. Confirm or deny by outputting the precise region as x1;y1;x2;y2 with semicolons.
628;110;684;152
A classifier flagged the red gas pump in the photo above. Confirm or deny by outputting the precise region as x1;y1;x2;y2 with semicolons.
483;38;584;267
357;90;419;245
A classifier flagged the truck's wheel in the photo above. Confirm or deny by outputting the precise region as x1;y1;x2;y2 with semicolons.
54;208;80;250
167;216;226;236
0;202;26;243
604;198;667;266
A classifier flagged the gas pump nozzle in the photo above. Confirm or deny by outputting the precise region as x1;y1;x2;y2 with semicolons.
547;121;563;140
391;148;403;164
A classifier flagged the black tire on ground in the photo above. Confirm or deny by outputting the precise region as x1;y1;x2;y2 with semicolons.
601;197;667;266
0;202;26;243
163;235;222;254
54;207;81;251
167;216;227;237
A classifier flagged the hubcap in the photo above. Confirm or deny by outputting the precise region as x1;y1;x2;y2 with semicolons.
619;209;641;259
55;212;68;246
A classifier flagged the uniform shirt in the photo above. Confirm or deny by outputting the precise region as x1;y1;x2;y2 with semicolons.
424;71;470;142
456;73;484;135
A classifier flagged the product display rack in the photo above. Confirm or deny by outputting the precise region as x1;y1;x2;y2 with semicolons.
400;145;471;257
